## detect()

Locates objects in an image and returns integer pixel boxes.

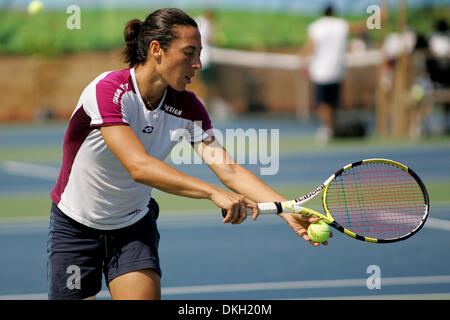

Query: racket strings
[325,163,426,239]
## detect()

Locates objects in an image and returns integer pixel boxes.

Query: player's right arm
[100,125,255,223]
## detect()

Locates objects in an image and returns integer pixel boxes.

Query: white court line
[301,292,450,300]
[1,275,450,300]
[424,217,450,232]
[2,161,58,180]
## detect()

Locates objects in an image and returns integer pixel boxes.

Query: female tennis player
[47,8,329,300]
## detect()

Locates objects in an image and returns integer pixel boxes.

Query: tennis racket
[222,158,429,243]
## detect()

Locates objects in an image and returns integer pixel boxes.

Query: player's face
[160,25,202,91]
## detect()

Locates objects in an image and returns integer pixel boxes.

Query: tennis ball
[410,84,424,102]
[28,1,43,15]
[307,221,330,243]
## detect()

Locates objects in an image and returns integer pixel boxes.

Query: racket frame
[254,158,430,243]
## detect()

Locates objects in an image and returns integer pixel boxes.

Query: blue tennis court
[1,119,449,300]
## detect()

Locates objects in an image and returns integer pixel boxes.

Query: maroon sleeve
[185,91,214,142]
[90,70,132,127]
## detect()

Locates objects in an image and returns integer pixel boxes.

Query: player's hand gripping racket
[222,159,429,243]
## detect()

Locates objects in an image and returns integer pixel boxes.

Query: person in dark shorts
[48,199,160,299]
[302,5,348,143]
[301,5,382,142]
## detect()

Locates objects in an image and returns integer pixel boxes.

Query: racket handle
[221,202,281,218]
[221,207,252,218]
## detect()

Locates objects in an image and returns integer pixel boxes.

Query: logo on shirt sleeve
[112,83,129,105]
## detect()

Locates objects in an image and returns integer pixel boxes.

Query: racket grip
[221,207,253,218]
[221,202,281,218]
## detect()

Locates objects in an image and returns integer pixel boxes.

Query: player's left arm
[193,138,326,245]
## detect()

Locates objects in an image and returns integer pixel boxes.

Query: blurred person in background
[429,19,450,62]
[428,19,450,133]
[408,18,450,136]
[195,9,230,120]
[196,9,215,97]
[301,4,386,143]
[301,5,352,144]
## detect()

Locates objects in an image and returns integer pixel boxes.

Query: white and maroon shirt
[51,68,213,230]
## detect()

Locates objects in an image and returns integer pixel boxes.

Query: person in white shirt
[302,5,349,143]
[302,5,372,143]
[196,9,222,114]
[48,8,329,301]
[428,19,450,132]
[430,19,450,60]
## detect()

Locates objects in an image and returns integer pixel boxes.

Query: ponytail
[122,19,143,67]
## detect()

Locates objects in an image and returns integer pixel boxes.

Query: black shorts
[47,199,161,300]
[315,82,341,107]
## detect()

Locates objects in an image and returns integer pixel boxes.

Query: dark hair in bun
[122,8,198,67]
